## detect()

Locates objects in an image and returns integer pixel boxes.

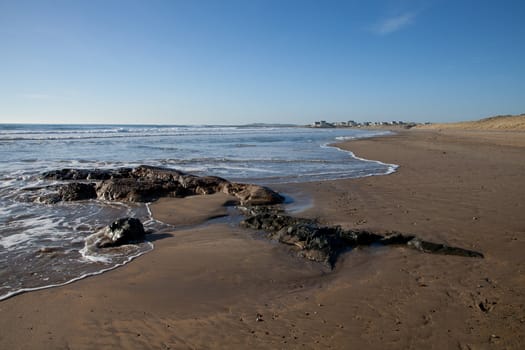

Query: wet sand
[1,129,525,349]
[149,193,238,227]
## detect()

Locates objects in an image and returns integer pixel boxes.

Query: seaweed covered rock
[240,210,348,265]
[240,207,484,267]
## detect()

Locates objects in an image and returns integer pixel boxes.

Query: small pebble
[490,334,500,342]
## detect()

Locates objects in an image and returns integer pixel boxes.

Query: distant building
[311,120,334,128]
[310,119,419,128]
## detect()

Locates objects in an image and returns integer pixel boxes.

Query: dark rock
[179,174,229,195]
[42,167,133,181]
[42,168,91,181]
[341,230,384,245]
[88,168,133,180]
[407,238,484,258]
[58,183,97,201]
[131,165,185,182]
[97,218,146,248]
[36,194,62,204]
[241,211,347,265]
[40,165,284,206]
[228,184,285,206]
[240,207,484,267]
[379,232,415,245]
[95,178,187,202]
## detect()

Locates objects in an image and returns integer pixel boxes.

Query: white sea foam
[0,232,33,249]
[79,231,111,263]
[325,131,399,180]
[0,241,153,302]
[342,148,399,176]
[0,215,65,249]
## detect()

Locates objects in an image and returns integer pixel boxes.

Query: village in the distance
[309,120,430,128]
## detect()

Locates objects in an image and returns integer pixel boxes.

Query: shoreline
[1,129,525,348]
[0,128,394,302]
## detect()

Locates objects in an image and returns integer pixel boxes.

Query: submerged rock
[97,218,146,248]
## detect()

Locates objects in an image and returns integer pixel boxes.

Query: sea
[0,124,397,300]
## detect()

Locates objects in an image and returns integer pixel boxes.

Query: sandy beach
[1,129,525,349]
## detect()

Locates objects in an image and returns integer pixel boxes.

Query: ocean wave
[0,125,293,141]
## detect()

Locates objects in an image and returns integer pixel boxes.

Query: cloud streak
[372,12,416,35]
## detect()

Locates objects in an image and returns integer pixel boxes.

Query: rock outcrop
[58,182,97,201]
[229,184,286,206]
[97,217,146,248]
[39,166,483,267]
[240,206,484,267]
[95,178,186,202]
[40,165,284,206]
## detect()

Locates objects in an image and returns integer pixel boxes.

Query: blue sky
[0,0,524,125]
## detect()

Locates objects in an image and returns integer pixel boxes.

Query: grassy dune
[420,114,525,130]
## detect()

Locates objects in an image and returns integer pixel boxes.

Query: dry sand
[1,129,525,349]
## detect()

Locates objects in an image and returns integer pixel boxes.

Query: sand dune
[419,113,525,130]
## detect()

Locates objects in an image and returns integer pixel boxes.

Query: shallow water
[0,124,396,300]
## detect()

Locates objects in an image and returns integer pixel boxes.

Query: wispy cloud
[372,12,417,35]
